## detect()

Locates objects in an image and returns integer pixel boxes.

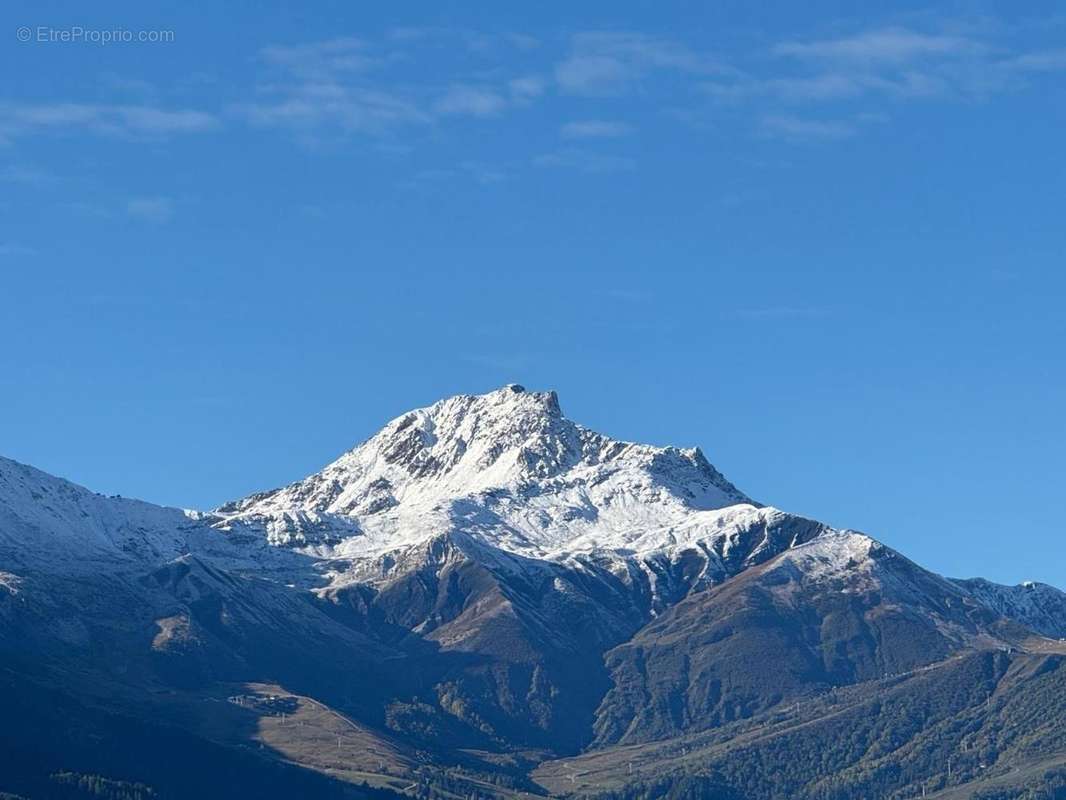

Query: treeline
[581,773,742,800]
[0,772,408,800]
[576,651,1066,800]
[45,772,155,800]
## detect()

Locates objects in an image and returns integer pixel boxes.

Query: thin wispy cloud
[3,16,1065,176]
[560,120,633,139]
[434,85,508,117]
[259,37,382,78]
[114,106,218,134]
[388,27,539,54]
[238,82,428,139]
[707,70,947,104]
[403,160,509,190]
[0,103,217,144]
[700,21,1066,140]
[509,75,546,102]
[533,148,636,174]
[100,73,159,98]
[763,73,870,102]
[1007,48,1066,71]
[760,114,856,141]
[556,31,728,96]
[237,37,427,141]
[0,164,55,185]
[773,28,986,64]
[126,196,174,223]
[556,55,628,96]
[239,34,545,141]
[547,23,1057,146]
[773,24,1066,98]
[459,160,508,184]
[0,243,37,257]
[762,27,987,104]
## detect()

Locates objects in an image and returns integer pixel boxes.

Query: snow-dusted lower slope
[0,456,200,572]
[954,577,1066,639]
[0,456,315,587]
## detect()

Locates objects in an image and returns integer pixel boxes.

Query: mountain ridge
[2,385,1064,799]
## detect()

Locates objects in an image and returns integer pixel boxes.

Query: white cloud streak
[760,114,856,141]
[0,103,217,144]
[556,31,730,96]
[773,28,986,64]
[560,120,633,139]
[434,85,508,117]
[533,148,636,173]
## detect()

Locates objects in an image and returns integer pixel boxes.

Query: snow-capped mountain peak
[213,385,756,564]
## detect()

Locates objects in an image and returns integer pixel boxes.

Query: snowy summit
[211,385,802,578]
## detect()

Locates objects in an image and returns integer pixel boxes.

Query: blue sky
[2,1,1065,587]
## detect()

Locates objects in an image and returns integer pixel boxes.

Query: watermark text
[17,26,175,44]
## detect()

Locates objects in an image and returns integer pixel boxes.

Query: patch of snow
[773,531,879,589]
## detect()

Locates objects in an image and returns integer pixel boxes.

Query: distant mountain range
[2,385,1064,799]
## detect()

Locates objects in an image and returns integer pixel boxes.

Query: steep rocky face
[332,533,646,751]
